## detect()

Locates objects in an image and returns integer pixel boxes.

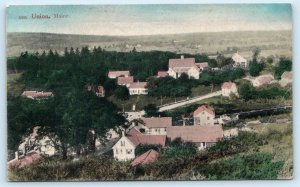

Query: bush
[135,144,161,156]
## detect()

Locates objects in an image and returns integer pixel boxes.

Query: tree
[144,104,159,117]
[114,85,130,100]
[249,60,264,77]
[238,82,254,101]
[135,144,161,156]
[163,138,198,157]
[274,58,292,80]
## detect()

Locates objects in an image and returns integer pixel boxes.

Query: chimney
[121,130,125,137]
[181,55,184,60]
[15,151,19,160]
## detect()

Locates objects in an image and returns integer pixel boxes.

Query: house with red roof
[193,105,215,126]
[252,74,274,87]
[108,71,130,79]
[128,82,148,95]
[168,55,200,79]
[117,76,134,87]
[157,71,169,78]
[133,117,172,135]
[167,125,223,150]
[279,71,292,87]
[21,91,53,100]
[112,127,166,161]
[130,149,159,167]
[221,82,238,97]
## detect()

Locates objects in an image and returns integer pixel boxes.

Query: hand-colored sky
[7,4,292,36]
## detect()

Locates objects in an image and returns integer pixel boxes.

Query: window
[116,149,118,154]
[207,117,210,120]
[126,149,132,154]
[120,149,123,153]
[121,141,125,146]
[203,142,206,147]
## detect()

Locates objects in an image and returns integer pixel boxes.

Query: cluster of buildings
[112,105,223,163]
[21,91,53,100]
[108,70,148,95]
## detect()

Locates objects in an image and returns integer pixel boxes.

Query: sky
[6,4,292,36]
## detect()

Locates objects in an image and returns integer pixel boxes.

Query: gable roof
[108,71,130,77]
[141,117,172,128]
[281,71,292,80]
[222,82,237,89]
[232,53,247,63]
[7,151,41,169]
[130,149,159,167]
[193,105,215,116]
[21,91,53,99]
[169,57,199,71]
[129,82,147,89]
[126,128,166,147]
[157,71,168,77]
[117,76,134,85]
[195,62,209,69]
[167,125,223,143]
[254,74,274,85]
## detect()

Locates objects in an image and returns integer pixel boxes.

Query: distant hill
[7,30,292,58]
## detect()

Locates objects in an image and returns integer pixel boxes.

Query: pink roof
[167,125,223,143]
[193,105,215,116]
[21,91,53,99]
[8,151,41,169]
[169,57,199,71]
[117,76,134,85]
[126,128,166,147]
[141,117,172,128]
[255,74,274,85]
[157,71,168,77]
[281,71,292,80]
[129,82,147,89]
[108,71,130,77]
[130,149,159,167]
[222,82,236,89]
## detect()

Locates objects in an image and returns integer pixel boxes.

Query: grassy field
[246,122,293,179]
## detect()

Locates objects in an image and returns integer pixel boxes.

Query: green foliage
[143,104,159,117]
[163,138,198,158]
[199,68,245,86]
[238,82,291,101]
[114,85,130,100]
[135,144,161,156]
[274,58,292,80]
[8,155,134,181]
[198,153,284,180]
[249,60,264,77]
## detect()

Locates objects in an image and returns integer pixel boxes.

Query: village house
[112,127,166,161]
[252,74,274,87]
[21,91,53,100]
[279,71,292,87]
[133,117,172,135]
[167,125,223,150]
[128,82,148,95]
[232,52,248,68]
[195,62,209,72]
[85,85,105,97]
[168,55,200,79]
[157,71,169,78]
[193,105,215,126]
[221,82,238,97]
[130,149,159,167]
[108,70,130,79]
[117,76,134,87]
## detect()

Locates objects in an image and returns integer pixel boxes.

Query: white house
[279,71,292,87]
[112,127,166,161]
[108,71,130,79]
[168,55,200,79]
[193,105,215,126]
[232,53,248,68]
[221,82,238,97]
[167,125,223,150]
[117,76,134,87]
[133,117,172,135]
[128,82,148,95]
[252,74,274,87]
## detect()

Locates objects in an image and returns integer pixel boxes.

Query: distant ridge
[7,30,292,58]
